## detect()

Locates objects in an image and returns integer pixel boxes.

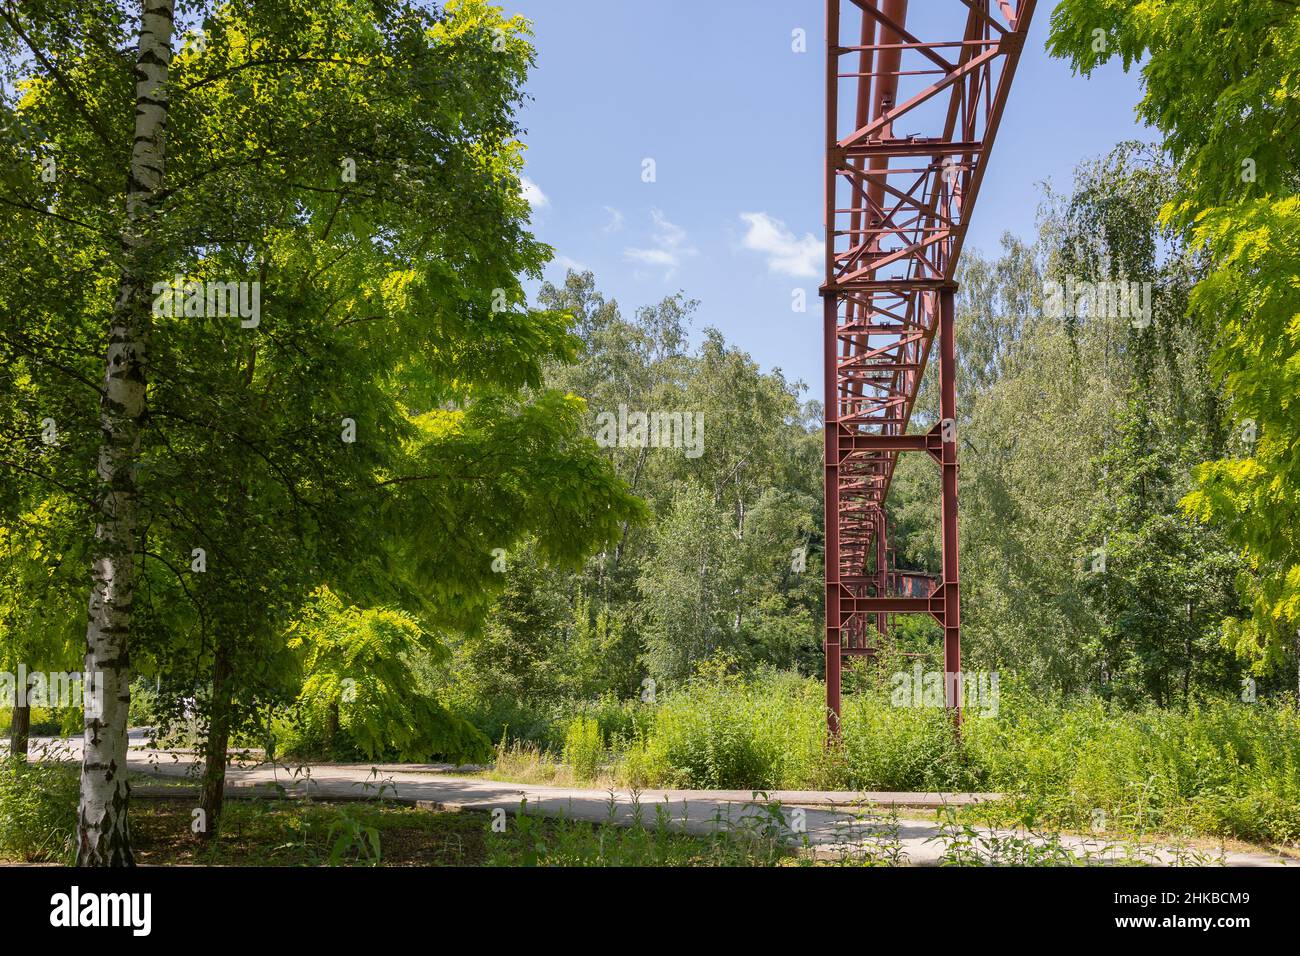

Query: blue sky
[506,0,1154,392]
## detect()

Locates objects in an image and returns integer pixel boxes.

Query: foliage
[638,483,742,681]
[127,797,482,866]
[1081,401,1244,705]
[324,807,383,867]
[0,497,83,680]
[285,586,490,763]
[1050,0,1300,676]
[1181,197,1300,673]
[618,660,824,790]
[560,716,603,781]
[0,0,641,842]
[0,495,86,754]
[483,798,799,868]
[0,0,1295,868]
[472,271,823,702]
[0,757,78,863]
[882,143,1251,698]
[122,794,801,867]
[494,670,1300,847]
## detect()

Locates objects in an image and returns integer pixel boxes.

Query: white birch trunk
[77,0,175,867]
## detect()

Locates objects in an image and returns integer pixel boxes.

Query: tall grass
[964,691,1300,843]
[618,668,824,789]
[0,758,78,863]
[561,717,604,780]
[480,667,1300,846]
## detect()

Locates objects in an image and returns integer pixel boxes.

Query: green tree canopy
[1050,0,1300,676]
[0,0,641,858]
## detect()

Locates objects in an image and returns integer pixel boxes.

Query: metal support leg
[824,292,842,736]
[938,286,962,724]
[875,508,888,645]
[821,0,1035,739]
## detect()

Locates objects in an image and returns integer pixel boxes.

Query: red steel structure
[821,0,1036,732]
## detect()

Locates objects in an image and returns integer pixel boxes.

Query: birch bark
[77,0,175,867]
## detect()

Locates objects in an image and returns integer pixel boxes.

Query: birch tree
[73,0,175,870]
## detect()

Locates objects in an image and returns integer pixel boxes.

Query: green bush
[441,690,561,752]
[0,706,76,738]
[449,662,1300,846]
[617,665,823,789]
[561,717,604,781]
[838,693,977,792]
[282,588,492,764]
[561,694,654,754]
[0,758,78,863]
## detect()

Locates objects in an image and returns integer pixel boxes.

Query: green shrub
[283,588,492,764]
[561,717,604,781]
[617,666,822,789]
[561,694,654,754]
[453,664,1300,847]
[963,684,1300,843]
[0,707,76,738]
[838,693,976,792]
[443,693,561,752]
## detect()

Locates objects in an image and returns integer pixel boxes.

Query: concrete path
[21,735,1295,867]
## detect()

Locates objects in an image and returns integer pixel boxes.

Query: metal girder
[822,0,1036,734]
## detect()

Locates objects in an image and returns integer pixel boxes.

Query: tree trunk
[8,670,36,759]
[77,0,175,867]
[9,701,31,761]
[202,453,256,832]
[611,445,648,574]
[199,643,234,840]
[1294,629,1300,709]
[325,700,340,754]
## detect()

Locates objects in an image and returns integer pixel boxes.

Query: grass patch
[122,796,805,867]
[474,667,1300,849]
[484,740,591,787]
[128,798,486,866]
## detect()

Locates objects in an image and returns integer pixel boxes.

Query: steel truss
[822,0,1036,732]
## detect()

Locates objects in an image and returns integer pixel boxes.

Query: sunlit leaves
[0,0,640,768]
[1051,0,1300,669]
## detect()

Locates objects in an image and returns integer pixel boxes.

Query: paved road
[22,735,1295,867]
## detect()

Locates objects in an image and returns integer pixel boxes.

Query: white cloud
[739,211,821,279]
[603,206,625,233]
[520,176,549,209]
[624,209,697,279]
[553,254,587,273]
